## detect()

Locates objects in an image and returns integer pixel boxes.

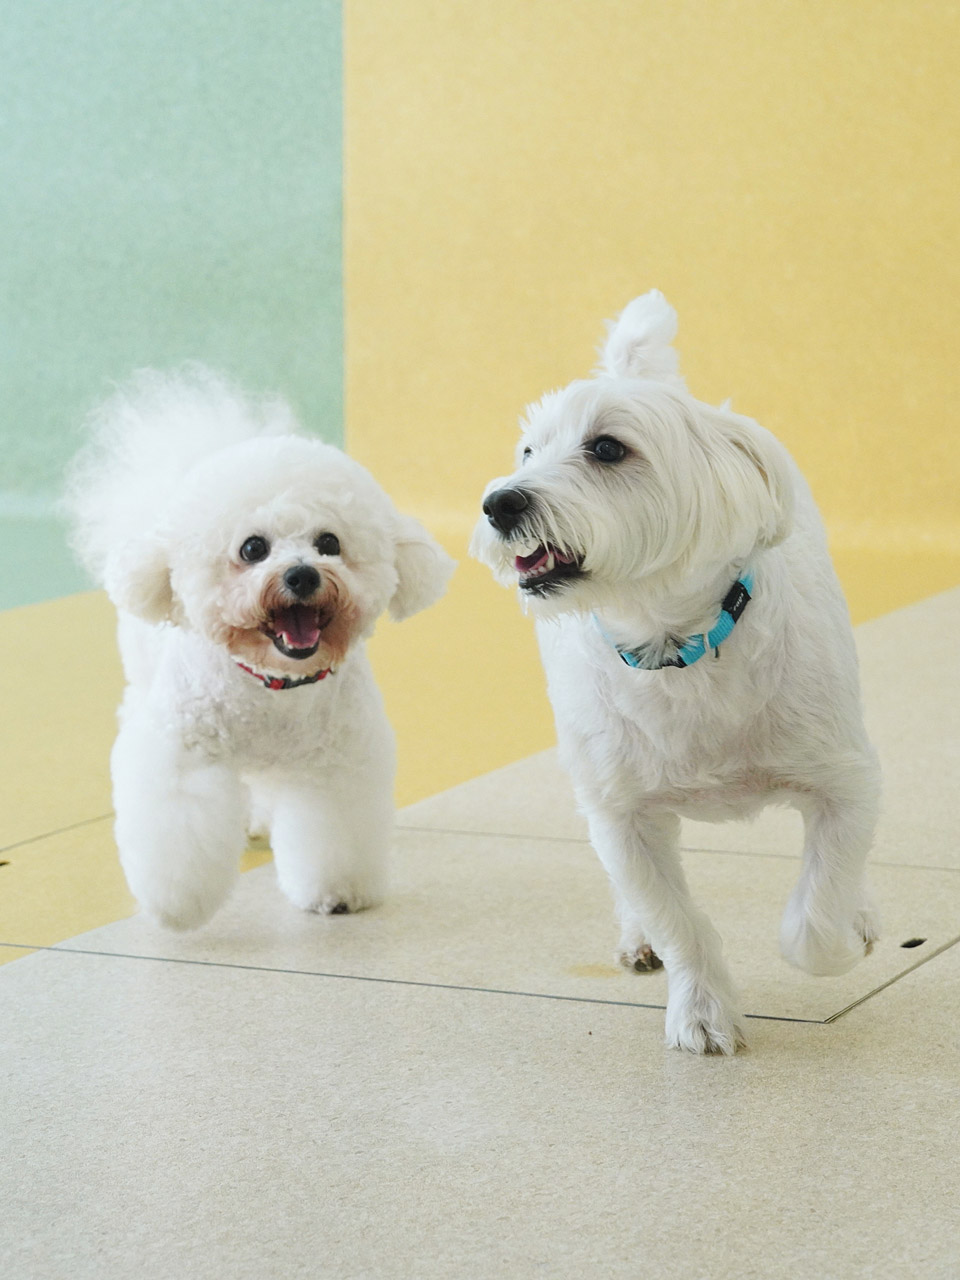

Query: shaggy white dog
[472,292,880,1054]
[66,368,454,930]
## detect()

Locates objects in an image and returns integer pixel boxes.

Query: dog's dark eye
[239,535,269,563]
[522,446,533,462]
[314,532,341,557]
[589,436,626,464]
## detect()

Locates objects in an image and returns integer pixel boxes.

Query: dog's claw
[618,944,664,973]
[290,888,381,916]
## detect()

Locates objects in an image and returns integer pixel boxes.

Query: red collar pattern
[235,661,333,691]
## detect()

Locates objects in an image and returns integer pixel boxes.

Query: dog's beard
[471,517,591,618]
[471,498,589,597]
[474,514,700,626]
[472,470,703,619]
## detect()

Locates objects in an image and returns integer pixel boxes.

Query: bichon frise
[66,367,454,930]
[472,292,879,1054]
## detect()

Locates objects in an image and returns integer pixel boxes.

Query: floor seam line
[822,933,960,1024]
[397,825,591,847]
[7,817,957,879]
[396,826,960,873]
[0,942,825,1023]
[0,812,113,855]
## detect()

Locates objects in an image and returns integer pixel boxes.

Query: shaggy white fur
[472,291,880,1055]
[66,367,454,929]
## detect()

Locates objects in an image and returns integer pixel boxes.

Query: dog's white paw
[279,879,382,917]
[664,988,746,1056]
[780,896,880,977]
[141,889,223,932]
[124,858,234,931]
[618,942,664,972]
[309,891,379,916]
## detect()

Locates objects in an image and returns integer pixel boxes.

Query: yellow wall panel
[346,0,960,801]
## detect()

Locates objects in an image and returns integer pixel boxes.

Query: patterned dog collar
[235,661,334,691]
[595,573,754,671]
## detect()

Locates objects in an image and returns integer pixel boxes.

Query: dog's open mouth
[515,544,584,595]
[260,603,332,660]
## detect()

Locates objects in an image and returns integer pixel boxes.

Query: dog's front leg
[586,806,745,1054]
[780,765,880,977]
[111,712,247,930]
[269,769,393,916]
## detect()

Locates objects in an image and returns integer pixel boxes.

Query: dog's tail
[64,365,297,585]
[597,290,684,385]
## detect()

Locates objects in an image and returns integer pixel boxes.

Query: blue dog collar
[595,573,754,671]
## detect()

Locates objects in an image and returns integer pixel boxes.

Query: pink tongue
[274,605,321,649]
[516,546,549,573]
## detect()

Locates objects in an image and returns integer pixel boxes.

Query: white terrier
[472,292,879,1054]
[66,368,454,930]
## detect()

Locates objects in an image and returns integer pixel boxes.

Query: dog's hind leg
[780,760,881,976]
[586,806,745,1054]
[111,713,247,930]
[615,902,664,972]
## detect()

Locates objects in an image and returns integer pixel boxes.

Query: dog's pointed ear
[714,411,794,550]
[103,532,178,623]
[598,290,684,384]
[390,514,456,621]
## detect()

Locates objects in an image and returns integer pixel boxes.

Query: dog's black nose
[483,487,531,535]
[283,564,321,598]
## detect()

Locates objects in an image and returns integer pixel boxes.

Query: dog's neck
[592,561,755,670]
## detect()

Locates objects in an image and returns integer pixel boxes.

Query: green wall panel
[0,0,342,609]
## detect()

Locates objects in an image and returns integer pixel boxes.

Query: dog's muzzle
[482,486,533,537]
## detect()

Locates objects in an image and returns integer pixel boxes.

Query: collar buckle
[595,572,754,672]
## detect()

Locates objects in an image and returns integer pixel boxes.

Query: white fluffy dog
[472,292,880,1055]
[66,368,454,930]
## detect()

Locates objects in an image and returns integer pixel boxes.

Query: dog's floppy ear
[102,532,178,623]
[389,514,456,621]
[598,290,684,385]
[712,410,794,550]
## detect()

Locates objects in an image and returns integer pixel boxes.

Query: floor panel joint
[822,932,960,1023]
[0,942,826,1024]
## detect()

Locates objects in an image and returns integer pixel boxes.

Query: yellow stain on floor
[566,962,623,981]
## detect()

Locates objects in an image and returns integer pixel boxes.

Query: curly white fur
[65,367,454,929]
[472,292,880,1055]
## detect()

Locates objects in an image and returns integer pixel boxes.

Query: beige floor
[3,588,960,1278]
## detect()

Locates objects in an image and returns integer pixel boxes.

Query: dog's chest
[159,653,351,770]
[542,620,779,807]
[174,685,336,768]
[608,690,761,799]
